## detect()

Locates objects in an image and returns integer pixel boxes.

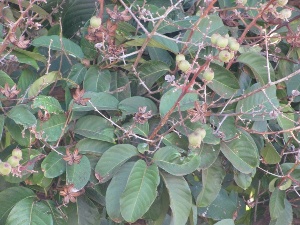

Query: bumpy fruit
[90,16,102,28]
[219,50,231,63]
[178,60,191,73]
[188,128,206,149]
[203,68,214,81]
[0,162,12,175]
[176,54,186,63]
[216,36,229,48]
[7,156,20,167]
[276,0,288,7]
[12,148,22,159]
[279,9,292,20]
[211,33,221,45]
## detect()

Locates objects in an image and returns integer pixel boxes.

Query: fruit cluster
[0,148,22,176]
[211,33,240,63]
[176,54,191,73]
[261,0,292,21]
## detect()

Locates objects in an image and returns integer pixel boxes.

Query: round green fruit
[236,0,247,5]
[276,0,288,7]
[229,40,240,51]
[178,60,191,73]
[219,50,231,63]
[216,36,229,48]
[188,128,206,149]
[176,54,186,63]
[7,156,20,167]
[211,33,221,45]
[279,9,292,20]
[12,148,22,159]
[90,16,102,29]
[203,68,214,81]
[0,162,12,175]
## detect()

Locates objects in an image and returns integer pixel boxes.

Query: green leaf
[270,199,293,225]
[32,170,53,188]
[10,51,39,70]
[210,116,238,141]
[71,92,119,111]
[28,71,61,97]
[44,200,67,225]
[41,152,66,178]
[32,95,64,114]
[6,118,31,146]
[106,162,135,223]
[269,188,285,220]
[161,172,192,225]
[220,129,259,173]
[13,48,47,64]
[119,96,158,115]
[76,138,113,156]
[214,219,235,225]
[17,69,37,97]
[36,114,67,142]
[7,105,36,128]
[6,197,53,225]
[197,158,225,207]
[182,15,227,53]
[234,171,253,190]
[198,144,220,169]
[120,160,160,223]
[66,155,91,190]
[67,63,87,87]
[64,195,101,225]
[261,142,281,164]
[74,115,115,143]
[0,70,15,88]
[137,60,169,95]
[153,146,201,176]
[0,187,35,224]
[124,120,149,137]
[83,67,111,92]
[277,105,295,142]
[155,17,199,34]
[160,88,198,117]
[236,84,279,121]
[149,187,170,225]
[148,47,173,66]
[32,35,84,59]
[94,144,139,183]
[237,52,275,85]
[199,61,239,99]
[109,71,131,101]
[162,132,189,150]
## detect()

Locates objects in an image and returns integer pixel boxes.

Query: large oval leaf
[120,160,160,223]
[220,130,259,174]
[119,96,158,115]
[0,187,35,224]
[6,198,53,225]
[237,52,275,85]
[74,115,115,143]
[269,188,286,220]
[160,88,198,117]
[196,158,225,207]
[106,162,135,223]
[161,172,192,225]
[153,146,201,176]
[32,95,63,114]
[66,155,91,190]
[94,144,139,183]
[197,144,220,169]
[83,67,111,92]
[76,138,113,156]
[41,152,66,178]
[32,35,84,59]
[7,105,36,128]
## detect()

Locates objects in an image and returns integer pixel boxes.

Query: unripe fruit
[236,0,247,5]
[276,0,288,7]
[279,9,292,20]
[229,40,240,51]
[90,16,102,29]
[203,68,214,81]
[7,156,20,167]
[188,128,206,149]
[211,33,221,45]
[176,54,186,63]
[0,162,12,175]
[216,36,229,48]
[219,50,231,63]
[178,60,191,73]
[12,148,22,159]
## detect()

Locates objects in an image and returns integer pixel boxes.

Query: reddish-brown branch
[98,0,104,19]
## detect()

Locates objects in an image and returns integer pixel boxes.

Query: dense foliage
[0,0,300,224]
